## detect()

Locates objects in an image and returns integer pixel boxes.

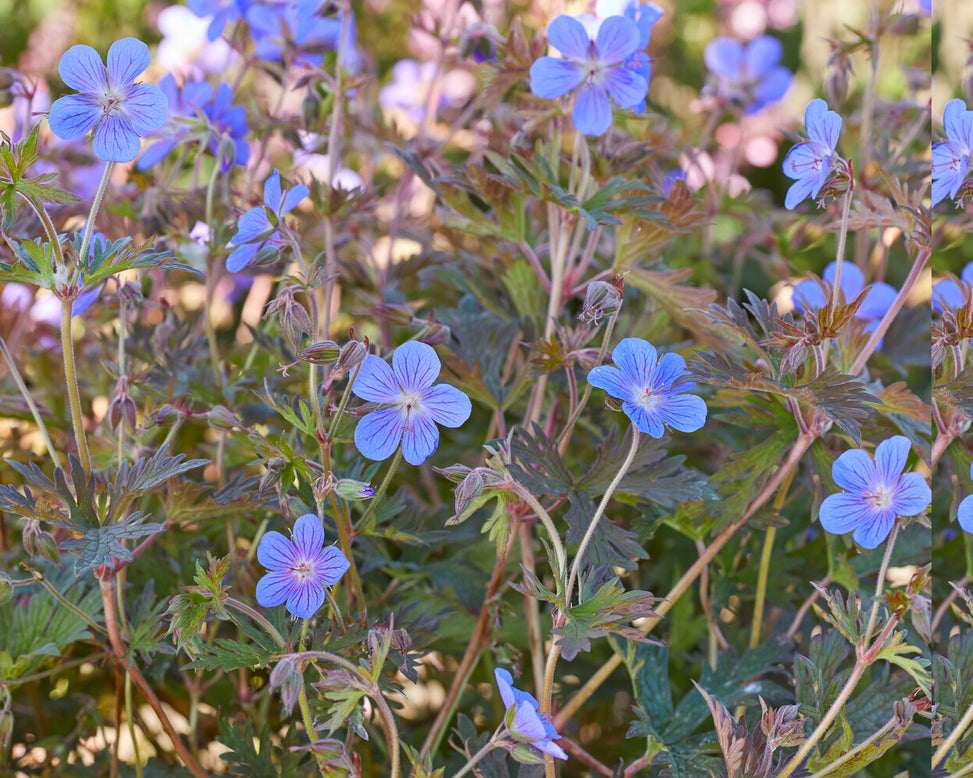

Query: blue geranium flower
[48,38,168,163]
[703,35,792,114]
[226,169,308,273]
[586,338,706,437]
[782,98,841,210]
[248,0,360,71]
[933,262,973,312]
[255,514,350,619]
[818,436,931,549]
[187,0,251,41]
[932,98,973,207]
[529,14,648,136]
[593,0,663,113]
[792,261,897,347]
[351,341,472,466]
[494,669,568,761]
[959,464,973,533]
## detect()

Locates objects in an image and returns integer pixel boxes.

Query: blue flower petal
[423,384,472,427]
[652,352,688,390]
[944,98,973,150]
[232,208,274,244]
[622,400,664,437]
[818,492,875,536]
[573,82,612,135]
[784,174,817,210]
[958,495,973,533]
[280,184,309,215]
[353,354,403,403]
[293,514,325,559]
[263,169,283,212]
[106,38,150,89]
[874,436,910,482]
[656,393,706,433]
[893,472,931,517]
[610,338,657,388]
[93,113,141,162]
[392,341,441,392]
[781,142,819,182]
[401,412,439,465]
[586,365,634,401]
[123,83,169,135]
[852,510,895,549]
[751,66,791,109]
[512,701,548,741]
[258,530,297,570]
[823,261,864,298]
[855,281,895,320]
[533,738,568,759]
[48,94,101,140]
[316,546,351,586]
[256,570,297,607]
[792,279,826,313]
[831,449,874,493]
[287,579,325,618]
[704,38,743,78]
[933,279,964,312]
[546,15,591,61]
[594,15,640,64]
[354,407,405,461]
[226,242,260,273]
[529,57,585,99]
[136,138,180,170]
[602,67,647,109]
[495,668,517,708]
[805,99,841,150]
[59,44,108,93]
[743,36,782,79]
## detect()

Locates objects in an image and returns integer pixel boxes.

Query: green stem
[507,485,566,582]
[565,427,639,605]
[829,182,853,311]
[354,448,402,531]
[804,710,900,778]
[117,298,127,466]
[453,733,500,778]
[204,155,225,390]
[61,298,90,474]
[326,360,363,441]
[863,520,899,646]
[78,161,114,269]
[225,597,287,649]
[0,338,60,468]
[749,468,796,649]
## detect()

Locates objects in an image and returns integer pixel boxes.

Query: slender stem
[327,360,362,440]
[77,161,114,270]
[863,520,899,646]
[750,468,796,648]
[849,247,929,375]
[565,428,640,605]
[61,298,90,474]
[225,597,287,649]
[354,448,402,531]
[116,298,127,467]
[0,338,60,468]
[932,699,973,769]
[520,521,545,700]
[371,688,401,778]
[453,739,498,778]
[507,484,566,581]
[949,762,973,778]
[804,707,900,778]
[932,577,969,635]
[829,173,854,311]
[555,429,815,729]
[786,576,831,639]
[17,193,65,268]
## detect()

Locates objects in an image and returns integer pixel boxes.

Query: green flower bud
[336,479,374,501]
[300,340,341,364]
[0,574,12,607]
[208,405,242,430]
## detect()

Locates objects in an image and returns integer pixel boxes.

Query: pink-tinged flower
[495,669,568,760]
[48,38,168,163]
[819,436,931,549]
[781,98,841,210]
[255,514,350,619]
[352,341,472,466]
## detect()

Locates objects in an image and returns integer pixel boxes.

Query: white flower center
[636,387,659,411]
[98,85,126,115]
[398,389,425,430]
[867,485,894,511]
[292,559,314,584]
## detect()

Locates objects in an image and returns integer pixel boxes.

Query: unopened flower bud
[35,531,60,563]
[336,339,368,372]
[435,464,471,483]
[151,403,180,428]
[266,287,312,349]
[455,471,485,517]
[208,405,242,430]
[270,656,304,711]
[374,303,415,327]
[336,479,374,501]
[312,474,337,504]
[300,340,340,364]
[580,278,623,324]
[108,376,137,432]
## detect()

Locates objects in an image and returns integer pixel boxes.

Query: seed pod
[208,405,242,430]
[301,340,340,364]
[336,339,368,372]
[580,279,623,323]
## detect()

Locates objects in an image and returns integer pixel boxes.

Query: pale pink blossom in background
[156,5,237,76]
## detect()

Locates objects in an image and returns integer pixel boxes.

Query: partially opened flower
[959,464,973,533]
[495,669,568,760]
[48,38,168,163]
[818,436,931,549]
[352,341,472,466]
[932,98,973,207]
[703,35,792,114]
[529,14,648,136]
[782,98,841,210]
[586,338,706,437]
[226,169,308,272]
[255,514,350,619]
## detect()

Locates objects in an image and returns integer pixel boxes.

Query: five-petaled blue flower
[494,669,568,761]
[586,338,706,437]
[782,98,841,210]
[818,436,931,549]
[932,98,973,207]
[255,514,351,619]
[529,14,648,136]
[226,169,309,273]
[958,464,973,533]
[592,0,663,113]
[933,262,973,312]
[352,341,472,466]
[48,38,168,163]
[792,261,897,347]
[703,35,792,114]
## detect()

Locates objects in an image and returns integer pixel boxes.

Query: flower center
[398,389,425,429]
[98,86,126,115]
[292,559,314,584]
[636,387,660,410]
[866,485,894,511]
